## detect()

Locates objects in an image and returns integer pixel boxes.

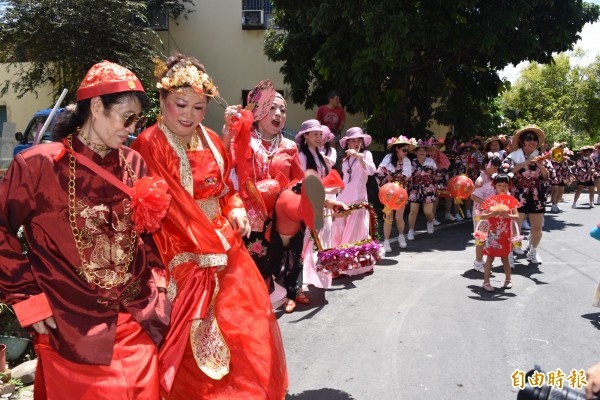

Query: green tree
[0,0,192,106]
[264,0,599,141]
[500,52,600,148]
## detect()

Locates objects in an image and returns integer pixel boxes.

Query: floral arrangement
[314,202,383,273]
[316,239,384,273]
[130,176,172,233]
[386,135,417,150]
[473,230,488,243]
[154,59,219,97]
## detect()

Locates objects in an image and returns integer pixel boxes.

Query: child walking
[481,173,520,292]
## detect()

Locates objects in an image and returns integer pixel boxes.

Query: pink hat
[321,125,334,142]
[77,60,145,101]
[295,119,324,144]
[339,127,372,148]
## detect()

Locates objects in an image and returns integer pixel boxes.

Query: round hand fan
[481,194,520,212]
[246,79,276,122]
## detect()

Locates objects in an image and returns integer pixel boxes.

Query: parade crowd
[0,52,599,399]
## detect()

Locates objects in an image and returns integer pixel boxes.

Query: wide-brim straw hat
[387,135,417,151]
[412,139,432,152]
[340,127,372,148]
[483,136,505,152]
[578,145,595,152]
[295,119,324,144]
[511,125,545,151]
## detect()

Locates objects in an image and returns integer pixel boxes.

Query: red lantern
[447,175,475,200]
[378,182,408,210]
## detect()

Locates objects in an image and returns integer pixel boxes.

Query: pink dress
[331,151,377,276]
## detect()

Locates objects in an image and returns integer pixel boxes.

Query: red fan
[246,79,276,121]
[481,194,520,212]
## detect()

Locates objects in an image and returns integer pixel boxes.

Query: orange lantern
[378,182,408,211]
[447,175,475,202]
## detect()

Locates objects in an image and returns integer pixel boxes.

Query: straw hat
[578,145,595,152]
[386,135,417,151]
[412,139,432,152]
[511,125,545,151]
[483,136,505,152]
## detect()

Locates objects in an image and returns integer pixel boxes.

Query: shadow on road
[581,312,600,331]
[286,388,356,399]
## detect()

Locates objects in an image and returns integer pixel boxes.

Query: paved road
[278,192,600,400]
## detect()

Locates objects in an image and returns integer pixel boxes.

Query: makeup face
[415,147,427,159]
[89,96,142,149]
[488,140,501,152]
[521,132,539,153]
[494,182,510,194]
[160,88,207,137]
[257,96,287,136]
[303,130,323,149]
[347,137,363,150]
[395,145,408,159]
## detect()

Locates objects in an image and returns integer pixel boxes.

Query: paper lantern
[448,175,475,200]
[378,182,408,210]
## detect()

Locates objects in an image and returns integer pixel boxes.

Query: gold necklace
[67,134,137,290]
[76,127,111,153]
[172,131,199,150]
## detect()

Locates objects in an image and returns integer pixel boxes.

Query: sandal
[284,300,296,313]
[503,280,513,289]
[295,292,311,304]
[482,282,495,292]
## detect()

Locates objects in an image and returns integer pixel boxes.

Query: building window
[132,2,169,31]
[242,0,276,30]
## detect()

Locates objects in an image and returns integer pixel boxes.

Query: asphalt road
[278,192,600,400]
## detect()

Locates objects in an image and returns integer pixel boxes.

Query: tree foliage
[500,51,600,149]
[264,0,599,141]
[0,0,193,106]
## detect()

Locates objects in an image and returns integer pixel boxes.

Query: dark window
[242,0,275,30]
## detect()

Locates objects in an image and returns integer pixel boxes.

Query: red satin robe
[132,123,288,399]
[0,137,170,399]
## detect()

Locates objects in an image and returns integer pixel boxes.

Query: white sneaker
[383,240,392,253]
[454,213,464,222]
[472,260,484,272]
[432,218,441,226]
[522,220,531,230]
[445,213,456,221]
[596,196,600,205]
[509,252,515,269]
[527,248,542,264]
[427,221,435,234]
[550,204,560,213]
[466,209,472,219]
[591,203,596,209]
[572,202,577,209]
[398,234,407,248]
[513,244,525,255]
[407,230,415,240]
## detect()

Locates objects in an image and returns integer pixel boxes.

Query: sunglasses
[523,134,538,142]
[113,109,147,130]
[396,147,408,153]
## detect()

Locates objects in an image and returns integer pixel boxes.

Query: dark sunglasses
[113,109,147,130]
[523,134,538,142]
[396,147,408,153]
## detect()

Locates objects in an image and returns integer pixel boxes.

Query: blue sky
[500,0,600,82]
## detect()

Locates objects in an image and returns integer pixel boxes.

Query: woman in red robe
[0,61,170,399]
[131,53,288,399]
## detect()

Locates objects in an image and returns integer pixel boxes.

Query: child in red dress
[481,173,520,292]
